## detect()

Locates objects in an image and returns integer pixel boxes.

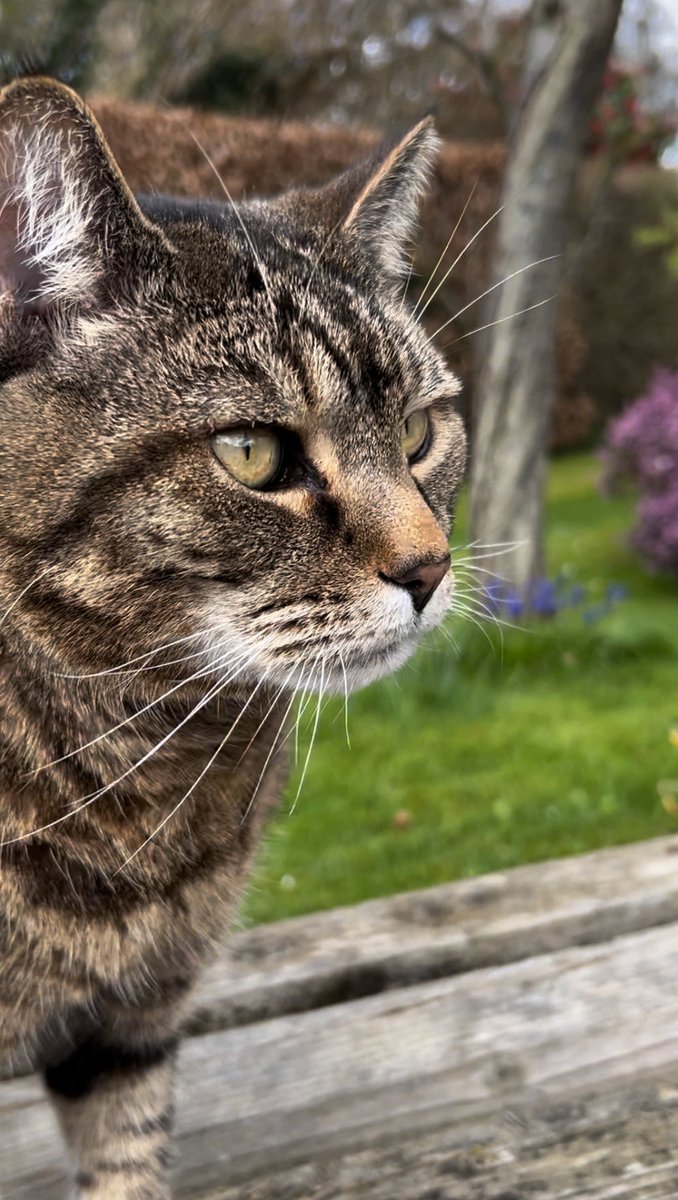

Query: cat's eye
[401,409,430,462]
[212,427,283,489]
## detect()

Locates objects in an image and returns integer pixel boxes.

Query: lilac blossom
[601,369,678,575]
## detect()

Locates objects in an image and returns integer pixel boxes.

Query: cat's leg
[43,978,194,1200]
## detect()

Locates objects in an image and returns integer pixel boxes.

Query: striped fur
[0,77,466,1196]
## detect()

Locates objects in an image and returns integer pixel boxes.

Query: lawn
[243,452,678,926]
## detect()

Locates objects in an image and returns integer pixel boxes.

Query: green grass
[243,453,678,926]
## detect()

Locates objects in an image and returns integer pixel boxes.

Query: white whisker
[412,179,478,318]
[451,596,526,636]
[443,292,559,347]
[113,673,270,875]
[29,642,257,777]
[293,650,322,765]
[302,219,344,306]
[450,600,500,653]
[187,130,275,314]
[453,545,524,563]
[414,197,507,320]
[430,255,561,340]
[55,625,229,680]
[240,665,303,826]
[289,656,325,815]
[452,562,514,581]
[235,668,297,770]
[0,566,54,631]
[455,538,526,552]
[400,250,417,302]
[338,649,351,750]
[1,670,232,847]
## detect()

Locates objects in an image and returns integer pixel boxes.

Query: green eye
[212,427,282,489]
[401,409,430,462]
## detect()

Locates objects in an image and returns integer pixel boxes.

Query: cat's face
[0,77,466,696]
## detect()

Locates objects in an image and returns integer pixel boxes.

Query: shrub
[601,369,678,574]
[586,64,677,167]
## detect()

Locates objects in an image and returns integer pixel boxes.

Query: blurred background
[4,0,678,923]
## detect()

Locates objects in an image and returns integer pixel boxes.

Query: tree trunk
[469,0,623,592]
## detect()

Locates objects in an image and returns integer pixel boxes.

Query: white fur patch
[1,119,100,304]
[72,312,121,348]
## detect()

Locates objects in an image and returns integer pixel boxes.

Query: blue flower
[483,580,504,613]
[582,605,604,624]
[605,583,629,603]
[503,589,524,618]
[530,579,558,617]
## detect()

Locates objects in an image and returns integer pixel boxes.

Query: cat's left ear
[279,118,438,288]
[339,118,438,283]
[0,75,167,316]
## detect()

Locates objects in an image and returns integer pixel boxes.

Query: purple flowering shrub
[600,369,678,574]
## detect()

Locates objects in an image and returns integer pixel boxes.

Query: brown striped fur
[0,75,466,1197]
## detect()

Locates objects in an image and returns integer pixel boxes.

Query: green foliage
[571,165,678,426]
[636,205,678,278]
[243,453,678,925]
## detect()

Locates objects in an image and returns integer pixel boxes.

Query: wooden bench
[4,835,678,1198]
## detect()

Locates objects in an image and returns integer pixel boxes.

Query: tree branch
[435,24,509,128]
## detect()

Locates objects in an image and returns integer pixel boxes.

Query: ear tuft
[0,76,156,315]
[1,102,99,305]
[341,118,439,283]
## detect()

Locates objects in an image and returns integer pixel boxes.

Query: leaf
[658,779,678,815]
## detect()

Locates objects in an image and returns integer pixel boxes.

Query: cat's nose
[380,555,450,614]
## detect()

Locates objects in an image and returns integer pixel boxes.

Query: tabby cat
[0,74,466,1197]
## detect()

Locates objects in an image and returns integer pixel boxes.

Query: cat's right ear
[0,75,169,318]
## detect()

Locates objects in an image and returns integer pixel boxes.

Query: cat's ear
[280,118,438,286]
[338,118,438,281]
[0,75,166,316]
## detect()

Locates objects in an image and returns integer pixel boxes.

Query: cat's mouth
[200,570,452,695]
[262,620,429,695]
[251,634,417,696]
[311,574,453,691]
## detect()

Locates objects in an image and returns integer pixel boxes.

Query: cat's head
[0,76,466,696]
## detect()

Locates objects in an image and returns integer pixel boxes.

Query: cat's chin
[338,637,420,692]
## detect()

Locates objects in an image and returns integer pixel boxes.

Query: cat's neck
[0,629,286,850]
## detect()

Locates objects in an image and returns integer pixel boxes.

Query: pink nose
[380,555,450,613]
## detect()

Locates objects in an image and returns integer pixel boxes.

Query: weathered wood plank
[192,836,678,1032]
[5,837,678,1077]
[4,921,678,1199]
[201,1074,678,1199]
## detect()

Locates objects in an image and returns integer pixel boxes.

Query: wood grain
[191,836,678,1032]
[4,918,678,1198]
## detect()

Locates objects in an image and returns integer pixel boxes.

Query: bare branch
[435,23,510,128]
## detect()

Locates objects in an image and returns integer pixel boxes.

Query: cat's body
[0,75,465,1197]
[1,668,285,1056]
